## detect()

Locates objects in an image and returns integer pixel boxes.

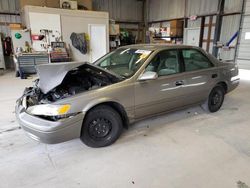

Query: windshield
[95,48,153,78]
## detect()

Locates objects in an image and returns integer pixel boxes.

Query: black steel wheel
[81,105,123,147]
[15,71,20,77]
[88,117,112,140]
[202,85,225,113]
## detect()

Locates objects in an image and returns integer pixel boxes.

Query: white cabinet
[0,39,5,69]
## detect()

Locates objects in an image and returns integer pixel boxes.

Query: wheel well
[86,102,129,129]
[217,81,228,93]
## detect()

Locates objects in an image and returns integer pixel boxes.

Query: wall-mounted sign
[189,15,197,21]
[189,15,198,21]
[245,32,250,40]
[15,33,22,39]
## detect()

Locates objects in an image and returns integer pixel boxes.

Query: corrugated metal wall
[0,0,21,37]
[93,0,143,22]
[0,15,21,36]
[148,0,184,22]
[185,0,243,61]
[224,0,244,13]
[185,0,218,17]
[0,0,246,63]
[237,0,250,69]
[214,0,243,61]
[219,15,241,60]
[0,0,19,12]
[148,0,219,22]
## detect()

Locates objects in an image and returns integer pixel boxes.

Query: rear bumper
[228,78,240,93]
[15,101,85,144]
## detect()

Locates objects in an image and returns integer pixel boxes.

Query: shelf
[153,36,183,39]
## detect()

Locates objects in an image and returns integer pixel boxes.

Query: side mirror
[138,71,158,81]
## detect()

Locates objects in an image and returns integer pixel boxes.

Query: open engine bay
[22,64,121,108]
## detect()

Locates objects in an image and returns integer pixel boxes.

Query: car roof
[120,44,200,51]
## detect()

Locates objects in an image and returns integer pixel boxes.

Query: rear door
[180,49,219,104]
[134,49,187,118]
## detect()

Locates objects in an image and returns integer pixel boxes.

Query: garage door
[237,0,250,70]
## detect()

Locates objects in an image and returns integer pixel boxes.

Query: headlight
[27,104,71,116]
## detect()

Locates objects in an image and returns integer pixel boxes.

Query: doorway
[184,27,201,47]
[89,24,108,63]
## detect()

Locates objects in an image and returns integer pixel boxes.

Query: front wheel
[81,105,123,148]
[202,85,225,113]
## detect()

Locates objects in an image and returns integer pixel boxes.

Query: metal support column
[212,0,225,57]
[143,0,149,43]
[234,0,246,62]
[199,17,205,48]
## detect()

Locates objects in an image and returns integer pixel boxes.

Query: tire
[15,71,20,77]
[202,85,225,113]
[80,105,123,148]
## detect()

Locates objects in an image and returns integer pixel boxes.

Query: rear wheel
[81,105,123,148]
[15,71,20,77]
[202,85,225,113]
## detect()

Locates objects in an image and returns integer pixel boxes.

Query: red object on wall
[31,35,45,40]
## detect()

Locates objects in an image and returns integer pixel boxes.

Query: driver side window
[145,50,180,76]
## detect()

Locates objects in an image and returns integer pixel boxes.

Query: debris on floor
[0,126,21,134]
[237,181,249,188]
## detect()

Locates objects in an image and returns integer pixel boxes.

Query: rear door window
[182,49,213,72]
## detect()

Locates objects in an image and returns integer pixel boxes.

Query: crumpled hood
[37,62,85,94]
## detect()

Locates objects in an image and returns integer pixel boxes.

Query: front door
[134,50,187,118]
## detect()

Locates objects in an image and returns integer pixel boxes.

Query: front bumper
[15,99,85,144]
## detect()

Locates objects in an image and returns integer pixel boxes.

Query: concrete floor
[0,70,250,188]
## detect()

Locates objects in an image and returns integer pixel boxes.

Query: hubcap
[211,91,222,106]
[89,118,112,139]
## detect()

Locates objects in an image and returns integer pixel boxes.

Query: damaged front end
[20,62,121,121]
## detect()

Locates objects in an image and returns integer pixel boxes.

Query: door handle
[212,74,218,78]
[175,80,184,86]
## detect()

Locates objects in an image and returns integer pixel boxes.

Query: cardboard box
[170,20,183,29]
[170,28,183,37]
[46,0,60,8]
[109,24,120,35]
[20,0,46,9]
[9,23,23,30]
[20,0,60,9]
[77,0,92,10]
[20,0,92,10]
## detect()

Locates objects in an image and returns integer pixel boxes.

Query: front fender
[81,97,121,112]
